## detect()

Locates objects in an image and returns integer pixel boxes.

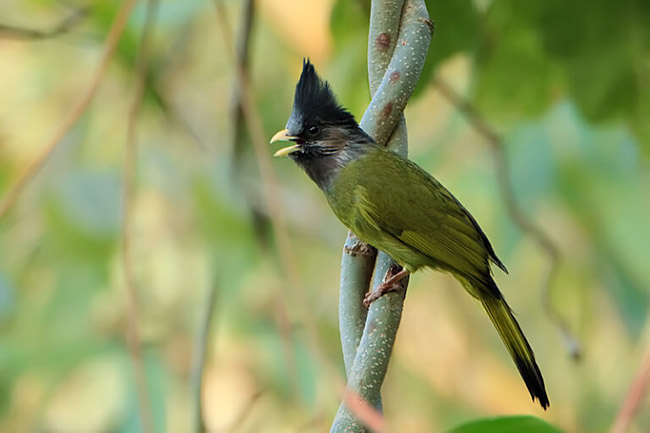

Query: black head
[287,59,357,135]
[271,59,374,190]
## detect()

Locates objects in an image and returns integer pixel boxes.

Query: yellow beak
[270,129,301,157]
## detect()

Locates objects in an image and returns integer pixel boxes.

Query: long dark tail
[479,286,550,410]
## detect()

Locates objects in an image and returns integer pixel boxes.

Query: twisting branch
[121,1,159,433]
[610,342,650,433]
[338,0,406,377]
[0,0,138,220]
[332,0,432,431]
[0,5,88,40]
[432,76,581,359]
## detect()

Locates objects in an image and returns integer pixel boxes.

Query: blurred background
[1,0,649,432]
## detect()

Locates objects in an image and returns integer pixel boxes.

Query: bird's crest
[291,59,356,127]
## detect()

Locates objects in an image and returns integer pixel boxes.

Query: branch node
[344,241,377,257]
[376,32,391,49]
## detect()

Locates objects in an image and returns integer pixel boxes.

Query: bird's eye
[307,126,319,135]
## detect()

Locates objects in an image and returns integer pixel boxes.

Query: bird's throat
[292,143,369,192]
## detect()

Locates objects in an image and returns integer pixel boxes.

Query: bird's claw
[363,281,402,308]
[363,263,408,308]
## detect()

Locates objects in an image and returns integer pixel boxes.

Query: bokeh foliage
[0,0,649,432]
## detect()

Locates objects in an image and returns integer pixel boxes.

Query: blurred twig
[0,5,88,40]
[212,0,304,399]
[229,0,254,163]
[227,0,271,249]
[211,4,298,283]
[610,343,650,433]
[432,75,581,359]
[341,388,390,433]
[191,284,219,433]
[150,21,209,152]
[121,1,159,433]
[0,0,138,220]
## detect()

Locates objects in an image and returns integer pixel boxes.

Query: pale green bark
[332,0,433,431]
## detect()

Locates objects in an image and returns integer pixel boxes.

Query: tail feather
[479,287,550,410]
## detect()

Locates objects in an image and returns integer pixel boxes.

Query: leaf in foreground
[448,415,564,433]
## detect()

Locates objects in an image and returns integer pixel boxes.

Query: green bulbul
[271,60,549,409]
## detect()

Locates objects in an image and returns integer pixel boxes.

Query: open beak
[270,129,300,157]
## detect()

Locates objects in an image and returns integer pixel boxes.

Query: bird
[270,59,549,410]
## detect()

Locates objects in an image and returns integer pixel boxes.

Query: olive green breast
[324,149,434,272]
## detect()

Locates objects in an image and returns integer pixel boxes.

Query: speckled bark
[360,0,432,148]
[339,232,377,373]
[332,0,432,432]
[338,0,406,379]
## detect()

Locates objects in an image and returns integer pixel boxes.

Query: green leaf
[474,0,650,150]
[448,416,564,433]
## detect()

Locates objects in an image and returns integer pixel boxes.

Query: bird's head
[270,59,374,189]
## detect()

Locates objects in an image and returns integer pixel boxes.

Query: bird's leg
[363,264,410,307]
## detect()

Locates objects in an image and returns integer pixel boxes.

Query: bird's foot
[363,264,409,308]
[363,281,401,307]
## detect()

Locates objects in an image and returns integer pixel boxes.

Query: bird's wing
[354,151,503,281]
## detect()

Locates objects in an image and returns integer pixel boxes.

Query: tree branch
[227,0,271,250]
[0,6,88,40]
[0,0,138,220]
[332,0,432,431]
[339,233,377,373]
[121,1,159,432]
[338,0,406,378]
[213,0,307,401]
[190,284,218,433]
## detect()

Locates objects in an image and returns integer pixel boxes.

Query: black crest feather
[290,59,356,128]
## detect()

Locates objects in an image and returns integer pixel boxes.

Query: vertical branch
[432,76,581,358]
[332,0,432,431]
[229,0,255,163]
[213,0,305,401]
[121,1,159,432]
[339,233,377,373]
[190,284,219,433]
[211,4,303,295]
[331,266,408,433]
[0,0,138,220]
[227,0,271,249]
[338,0,406,377]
